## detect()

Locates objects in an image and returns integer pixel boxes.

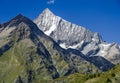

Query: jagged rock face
[34,8,120,64]
[34,8,103,47]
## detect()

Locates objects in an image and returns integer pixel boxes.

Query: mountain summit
[34,8,103,45]
[34,8,120,64]
[43,8,54,14]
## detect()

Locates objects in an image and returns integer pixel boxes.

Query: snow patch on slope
[59,41,84,49]
[97,43,112,57]
[60,43,67,49]
[44,24,56,36]
[119,45,120,49]
[68,41,84,49]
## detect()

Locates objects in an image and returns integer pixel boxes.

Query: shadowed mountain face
[0,13,115,83]
[34,8,120,64]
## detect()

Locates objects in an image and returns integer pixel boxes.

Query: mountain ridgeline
[0,8,119,83]
[34,8,120,64]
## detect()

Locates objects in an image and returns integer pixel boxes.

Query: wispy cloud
[47,0,55,4]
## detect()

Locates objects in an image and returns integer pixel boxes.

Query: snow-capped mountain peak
[34,8,103,47]
[43,8,54,14]
[34,8,61,34]
[34,8,120,64]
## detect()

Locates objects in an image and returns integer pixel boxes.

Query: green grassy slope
[53,64,120,83]
[0,39,53,83]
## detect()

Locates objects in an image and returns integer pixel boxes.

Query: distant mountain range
[0,8,120,83]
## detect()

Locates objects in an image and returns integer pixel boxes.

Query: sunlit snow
[45,24,56,36]
[97,43,112,57]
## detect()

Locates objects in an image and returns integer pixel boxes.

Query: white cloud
[47,0,55,4]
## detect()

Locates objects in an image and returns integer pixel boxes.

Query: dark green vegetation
[0,14,118,83]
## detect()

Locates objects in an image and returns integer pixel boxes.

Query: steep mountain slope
[34,8,120,64]
[0,14,105,83]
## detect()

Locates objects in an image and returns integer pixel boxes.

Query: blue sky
[0,0,120,44]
